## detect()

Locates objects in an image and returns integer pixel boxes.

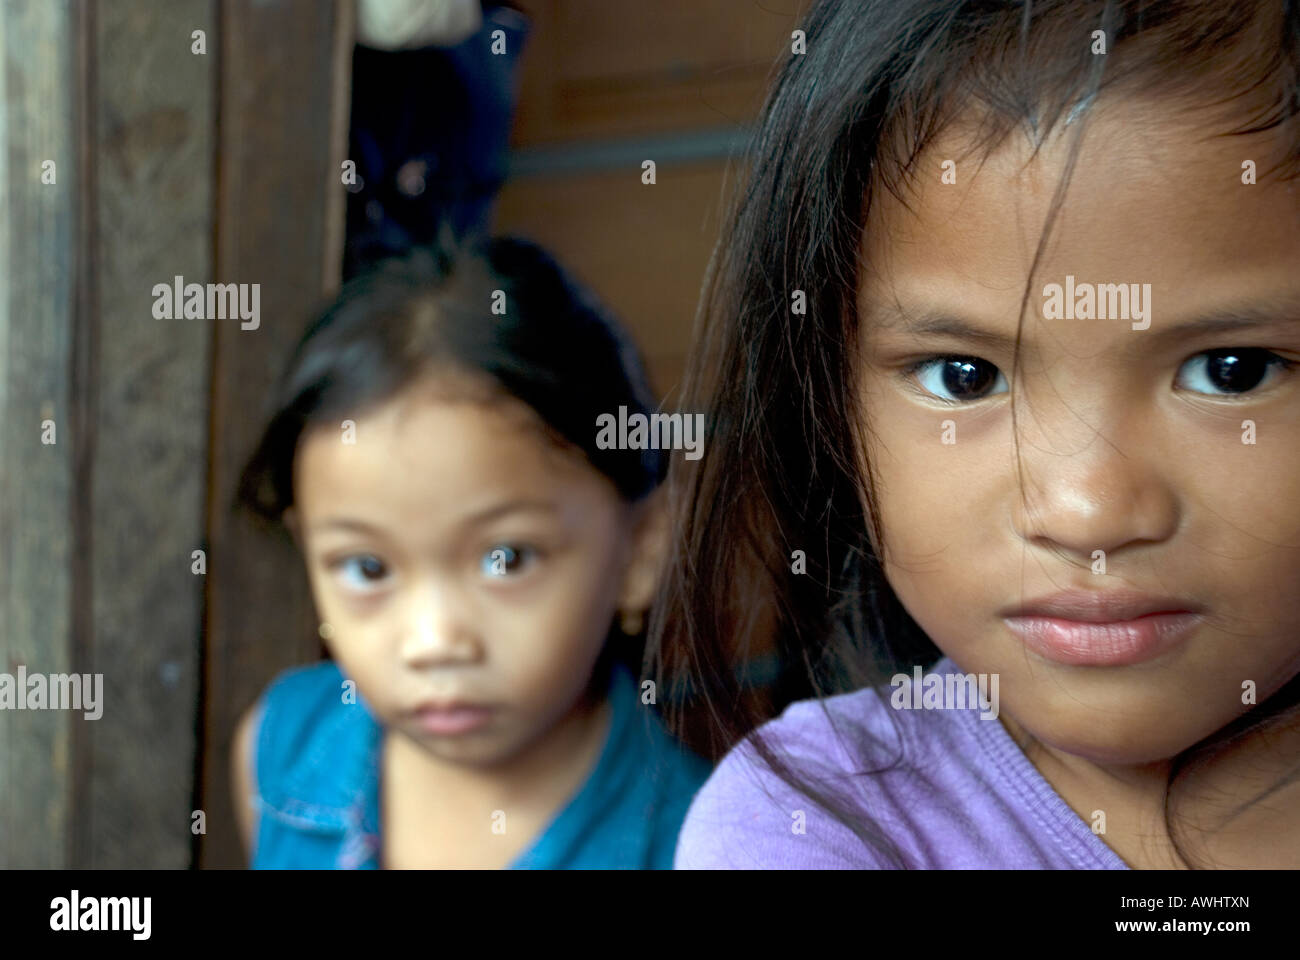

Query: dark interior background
[0,0,802,868]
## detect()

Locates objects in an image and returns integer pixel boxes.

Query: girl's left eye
[480,545,537,578]
[907,356,1009,404]
[1175,348,1294,396]
[331,554,390,592]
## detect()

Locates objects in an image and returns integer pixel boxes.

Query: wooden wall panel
[1,0,218,869]
[0,0,77,870]
[493,160,737,400]
[497,0,789,399]
[510,0,799,145]
[0,0,781,870]
[199,0,353,869]
[90,0,214,868]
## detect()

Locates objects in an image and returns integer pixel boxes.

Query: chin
[422,731,528,768]
[1017,714,1222,768]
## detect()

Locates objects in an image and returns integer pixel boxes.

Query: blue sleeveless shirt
[246,659,712,869]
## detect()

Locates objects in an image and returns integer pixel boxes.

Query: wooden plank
[87,0,215,868]
[557,0,793,82]
[0,0,77,869]
[510,0,795,145]
[199,0,353,869]
[493,160,734,401]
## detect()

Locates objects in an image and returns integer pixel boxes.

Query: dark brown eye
[481,545,536,578]
[909,356,1008,403]
[1176,348,1292,395]
[332,554,390,592]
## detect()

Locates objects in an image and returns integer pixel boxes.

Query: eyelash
[904,348,1296,405]
[904,356,1008,405]
[479,544,540,580]
[328,554,391,593]
[325,544,543,594]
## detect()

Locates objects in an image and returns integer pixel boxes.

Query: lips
[1001,589,1205,666]
[411,700,496,736]
[1000,589,1201,623]
[413,699,489,713]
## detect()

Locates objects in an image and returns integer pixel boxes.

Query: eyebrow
[868,294,1300,348]
[311,499,558,536]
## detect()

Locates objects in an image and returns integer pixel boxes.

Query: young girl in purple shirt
[659,0,1300,869]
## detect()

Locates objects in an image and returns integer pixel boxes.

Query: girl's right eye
[329,554,391,593]
[906,356,1009,404]
[479,544,537,579]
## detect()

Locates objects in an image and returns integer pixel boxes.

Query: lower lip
[1004,612,1204,666]
[413,707,495,735]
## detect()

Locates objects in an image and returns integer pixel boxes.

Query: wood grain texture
[493,159,738,402]
[0,0,76,870]
[89,0,214,868]
[199,0,352,869]
[509,0,795,145]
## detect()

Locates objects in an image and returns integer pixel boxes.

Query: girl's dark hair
[235,232,663,685]
[650,0,1300,868]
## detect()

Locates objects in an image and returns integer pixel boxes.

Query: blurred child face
[858,97,1300,765]
[287,372,656,767]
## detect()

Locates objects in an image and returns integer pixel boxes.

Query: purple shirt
[674,657,1129,869]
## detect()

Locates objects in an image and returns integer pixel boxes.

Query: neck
[999,709,1300,869]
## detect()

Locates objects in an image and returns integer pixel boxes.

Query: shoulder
[237,661,346,779]
[255,660,347,749]
[609,663,714,805]
[257,659,352,722]
[249,660,368,806]
[259,658,349,709]
[231,696,263,859]
[639,705,714,824]
[584,665,715,867]
[672,684,895,869]
[231,660,354,861]
[673,672,972,869]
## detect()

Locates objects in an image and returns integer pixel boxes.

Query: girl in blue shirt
[230,235,711,868]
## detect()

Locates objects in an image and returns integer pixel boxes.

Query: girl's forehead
[291,388,604,527]
[860,101,1296,296]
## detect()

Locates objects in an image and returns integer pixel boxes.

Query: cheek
[1189,432,1300,548]
[497,538,626,682]
[318,627,398,720]
[307,574,368,653]
[864,403,1006,637]
[548,545,625,640]
[304,567,398,690]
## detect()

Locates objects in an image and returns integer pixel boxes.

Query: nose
[399,583,482,668]
[1009,399,1181,561]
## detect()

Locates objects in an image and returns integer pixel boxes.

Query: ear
[616,489,670,620]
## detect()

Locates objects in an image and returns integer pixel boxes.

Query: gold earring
[619,609,644,635]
